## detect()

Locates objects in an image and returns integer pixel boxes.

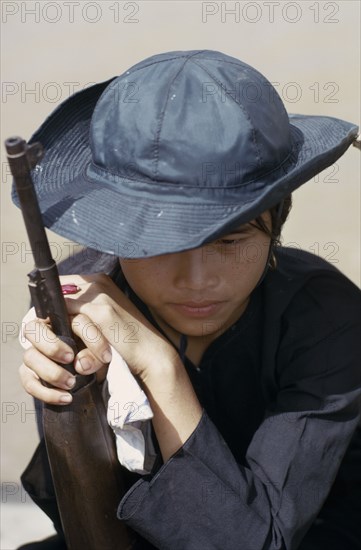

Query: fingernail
[78,357,92,371]
[66,377,76,388]
[103,350,112,363]
[60,394,72,403]
[61,284,81,295]
[64,352,74,363]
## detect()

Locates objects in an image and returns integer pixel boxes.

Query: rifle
[5,136,136,550]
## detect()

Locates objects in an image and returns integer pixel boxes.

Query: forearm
[141,360,203,462]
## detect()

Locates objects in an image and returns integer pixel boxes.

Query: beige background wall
[1,1,360,547]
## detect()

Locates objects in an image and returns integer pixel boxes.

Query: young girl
[16,50,360,550]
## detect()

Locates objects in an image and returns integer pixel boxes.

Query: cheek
[242,241,268,264]
[223,240,270,287]
[220,239,270,269]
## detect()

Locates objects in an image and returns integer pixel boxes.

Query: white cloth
[104,347,156,474]
[19,307,156,475]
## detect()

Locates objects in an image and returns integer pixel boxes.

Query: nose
[173,247,220,291]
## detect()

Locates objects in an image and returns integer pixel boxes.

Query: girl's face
[119,213,272,345]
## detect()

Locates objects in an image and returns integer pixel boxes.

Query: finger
[24,319,75,364]
[70,313,112,366]
[19,363,73,405]
[23,347,76,390]
[74,348,109,376]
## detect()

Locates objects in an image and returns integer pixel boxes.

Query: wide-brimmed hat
[12,50,358,258]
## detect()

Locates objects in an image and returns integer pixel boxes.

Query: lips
[169,301,224,318]
[178,301,219,308]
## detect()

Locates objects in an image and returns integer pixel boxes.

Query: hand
[20,272,203,461]
[20,273,179,405]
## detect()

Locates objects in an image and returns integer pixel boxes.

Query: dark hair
[251,194,293,269]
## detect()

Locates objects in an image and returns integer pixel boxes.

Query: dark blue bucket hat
[12,50,359,258]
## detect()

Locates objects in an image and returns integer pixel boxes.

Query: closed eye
[216,237,245,245]
[214,227,254,245]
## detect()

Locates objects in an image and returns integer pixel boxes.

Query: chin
[166,316,225,338]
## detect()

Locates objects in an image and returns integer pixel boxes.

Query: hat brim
[12,79,358,258]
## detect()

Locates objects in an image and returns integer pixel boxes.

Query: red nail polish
[61,284,81,295]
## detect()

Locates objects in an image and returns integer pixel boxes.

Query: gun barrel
[6,137,73,338]
[5,137,53,269]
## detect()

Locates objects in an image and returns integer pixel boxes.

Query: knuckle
[23,320,39,341]
[42,327,58,347]
[23,346,37,364]
[23,377,35,395]
[50,338,67,357]
[101,291,113,303]
[78,321,103,344]
[97,303,114,322]
[71,313,88,328]
[46,369,61,385]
